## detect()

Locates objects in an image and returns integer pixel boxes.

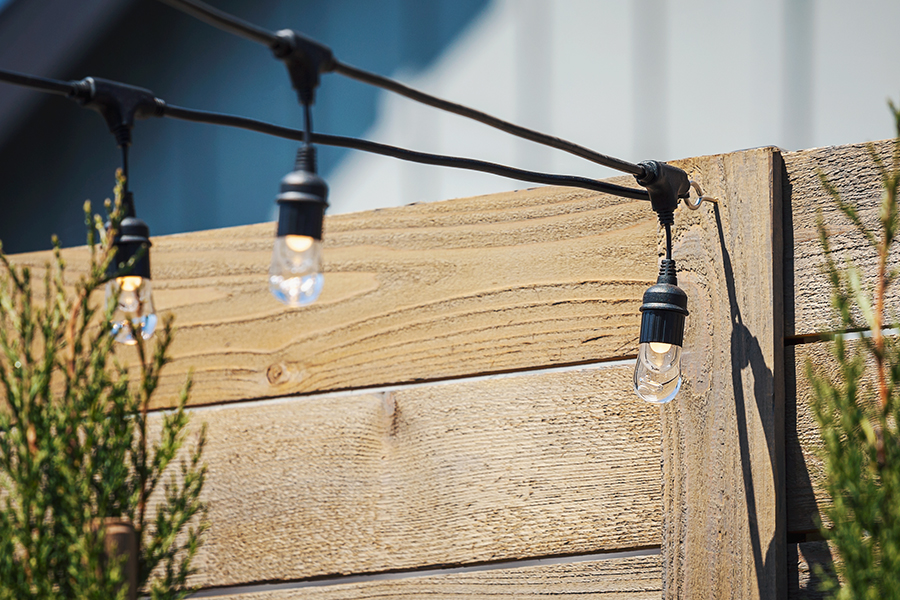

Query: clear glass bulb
[633,341,682,403]
[105,275,158,345]
[269,235,324,306]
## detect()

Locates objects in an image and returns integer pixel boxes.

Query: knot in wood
[266,363,287,385]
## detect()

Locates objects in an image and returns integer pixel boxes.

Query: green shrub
[0,173,207,600]
[808,101,900,599]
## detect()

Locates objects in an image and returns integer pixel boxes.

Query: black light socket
[271,29,336,106]
[71,77,164,144]
[107,216,152,280]
[275,147,328,240]
[635,160,691,226]
[639,259,688,346]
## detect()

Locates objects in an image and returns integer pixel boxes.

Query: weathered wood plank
[163,364,661,589]
[784,141,900,532]
[784,139,900,337]
[660,148,786,599]
[206,555,663,600]
[786,339,882,534]
[785,343,829,535]
[788,542,835,600]
[10,183,658,409]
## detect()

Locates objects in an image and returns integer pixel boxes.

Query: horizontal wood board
[785,339,884,533]
[786,343,829,534]
[784,141,900,532]
[784,139,900,337]
[205,555,663,600]
[9,183,658,409]
[149,364,662,589]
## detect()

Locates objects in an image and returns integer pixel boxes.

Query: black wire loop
[152,0,647,177]
[163,104,650,200]
[331,60,646,176]
[0,65,652,201]
[0,68,77,96]
[155,0,278,47]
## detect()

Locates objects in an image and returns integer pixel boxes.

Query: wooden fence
[12,139,894,599]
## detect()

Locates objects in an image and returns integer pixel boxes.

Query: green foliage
[0,174,207,599]
[808,101,900,598]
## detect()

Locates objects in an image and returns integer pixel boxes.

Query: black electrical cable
[0,67,650,200]
[331,60,646,177]
[162,104,651,200]
[0,68,76,96]
[154,0,278,47]
[665,222,672,260]
[121,144,129,192]
[303,103,312,147]
[119,143,137,216]
[151,0,647,177]
[309,135,650,199]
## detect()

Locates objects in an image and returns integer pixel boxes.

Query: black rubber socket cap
[639,282,688,346]
[107,216,151,280]
[276,168,329,239]
[634,160,690,227]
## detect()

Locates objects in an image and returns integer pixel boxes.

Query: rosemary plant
[808,101,900,598]
[0,173,207,600]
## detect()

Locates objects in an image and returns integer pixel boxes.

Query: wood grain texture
[783,139,900,337]
[660,148,786,599]
[157,364,662,589]
[783,141,899,531]
[9,183,658,409]
[785,340,882,534]
[785,343,828,535]
[206,555,663,600]
[787,542,835,600]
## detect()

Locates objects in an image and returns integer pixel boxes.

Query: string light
[106,208,158,344]
[269,146,327,306]
[0,1,699,401]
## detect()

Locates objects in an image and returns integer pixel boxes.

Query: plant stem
[135,333,149,562]
[876,236,888,413]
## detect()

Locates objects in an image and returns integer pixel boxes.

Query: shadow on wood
[661,148,785,600]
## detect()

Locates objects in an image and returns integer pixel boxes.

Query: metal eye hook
[684,180,719,210]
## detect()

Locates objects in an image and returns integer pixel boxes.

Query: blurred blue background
[1,0,900,254]
[0,0,488,252]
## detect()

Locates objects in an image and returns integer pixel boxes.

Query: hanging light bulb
[269,233,323,306]
[269,146,328,306]
[106,214,158,344]
[106,275,157,344]
[633,258,688,403]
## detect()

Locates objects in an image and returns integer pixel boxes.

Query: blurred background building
[0,0,898,253]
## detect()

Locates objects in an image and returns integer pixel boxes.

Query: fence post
[660,148,786,599]
[101,518,138,600]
